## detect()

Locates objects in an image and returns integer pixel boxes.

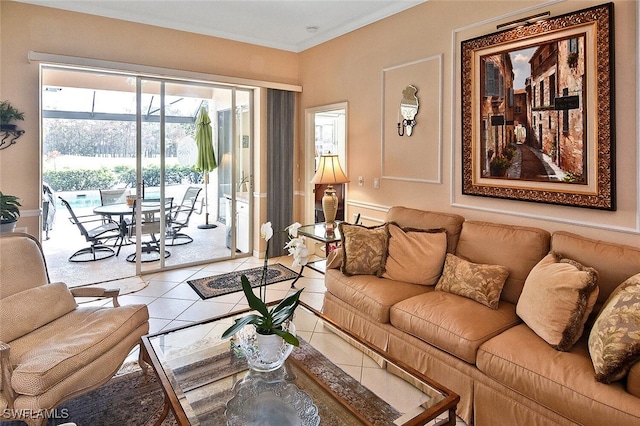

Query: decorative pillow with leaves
[517,252,599,351]
[383,223,447,285]
[589,273,640,383]
[435,253,509,309]
[339,222,389,276]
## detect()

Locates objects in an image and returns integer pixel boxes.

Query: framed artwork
[461,3,615,210]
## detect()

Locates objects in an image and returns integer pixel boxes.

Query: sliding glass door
[41,65,253,284]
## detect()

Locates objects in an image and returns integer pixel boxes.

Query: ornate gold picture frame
[461,3,615,210]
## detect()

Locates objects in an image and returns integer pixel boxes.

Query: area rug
[187,263,300,300]
[2,368,176,426]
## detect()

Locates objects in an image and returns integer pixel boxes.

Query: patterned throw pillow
[589,273,640,383]
[435,253,509,309]
[517,252,599,351]
[383,223,447,285]
[339,222,389,276]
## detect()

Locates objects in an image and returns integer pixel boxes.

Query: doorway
[40,66,253,286]
[304,103,347,258]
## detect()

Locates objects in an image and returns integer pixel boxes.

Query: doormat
[187,263,300,300]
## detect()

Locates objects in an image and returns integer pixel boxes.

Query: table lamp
[310,153,350,224]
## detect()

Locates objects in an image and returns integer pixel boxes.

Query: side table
[290,222,341,287]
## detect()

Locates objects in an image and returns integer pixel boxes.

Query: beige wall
[0,1,299,235]
[299,0,639,247]
[1,1,638,249]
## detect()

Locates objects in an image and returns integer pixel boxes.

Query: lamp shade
[310,154,350,185]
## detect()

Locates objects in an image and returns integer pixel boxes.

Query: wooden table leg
[152,395,171,426]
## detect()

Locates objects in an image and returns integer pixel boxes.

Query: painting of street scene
[478,34,587,184]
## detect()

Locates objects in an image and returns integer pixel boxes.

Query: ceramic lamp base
[321,185,338,224]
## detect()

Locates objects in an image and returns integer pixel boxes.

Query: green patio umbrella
[195,107,218,229]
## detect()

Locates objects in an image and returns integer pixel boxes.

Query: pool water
[56,192,102,210]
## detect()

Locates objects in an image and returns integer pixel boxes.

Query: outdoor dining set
[59,186,202,263]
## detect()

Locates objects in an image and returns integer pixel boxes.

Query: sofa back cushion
[551,231,640,313]
[455,221,550,305]
[386,206,465,253]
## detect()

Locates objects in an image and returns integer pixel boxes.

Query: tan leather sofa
[0,233,149,426]
[323,206,640,425]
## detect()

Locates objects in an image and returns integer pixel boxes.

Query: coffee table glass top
[143,303,458,425]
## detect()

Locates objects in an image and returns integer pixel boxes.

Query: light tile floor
[93,255,466,426]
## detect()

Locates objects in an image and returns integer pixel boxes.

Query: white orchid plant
[222,222,309,346]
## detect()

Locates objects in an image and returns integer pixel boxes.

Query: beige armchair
[0,233,149,426]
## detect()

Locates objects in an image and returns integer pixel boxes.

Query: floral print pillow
[435,253,509,309]
[589,273,640,383]
[339,223,389,276]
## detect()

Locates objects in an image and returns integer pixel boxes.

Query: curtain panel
[266,89,295,256]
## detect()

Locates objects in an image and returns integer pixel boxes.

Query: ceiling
[16,0,426,52]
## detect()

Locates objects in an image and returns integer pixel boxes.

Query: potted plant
[0,192,21,233]
[489,156,511,177]
[0,101,25,131]
[222,222,309,371]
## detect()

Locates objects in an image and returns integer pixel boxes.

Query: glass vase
[236,321,296,372]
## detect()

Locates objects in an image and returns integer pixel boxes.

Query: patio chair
[99,188,130,206]
[0,232,149,426]
[98,188,131,241]
[59,197,123,262]
[166,186,202,246]
[125,198,173,262]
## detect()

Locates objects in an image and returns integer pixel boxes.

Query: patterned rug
[187,263,300,300]
[2,367,176,426]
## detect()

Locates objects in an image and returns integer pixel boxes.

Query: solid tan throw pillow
[339,222,389,276]
[383,223,447,285]
[589,273,640,384]
[435,253,509,309]
[517,252,599,351]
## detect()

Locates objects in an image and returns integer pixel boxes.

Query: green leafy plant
[0,101,25,126]
[221,222,309,346]
[489,156,511,177]
[0,192,21,223]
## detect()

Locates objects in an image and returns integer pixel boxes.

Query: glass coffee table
[141,302,459,425]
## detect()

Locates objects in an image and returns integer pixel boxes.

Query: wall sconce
[310,152,350,225]
[397,85,419,137]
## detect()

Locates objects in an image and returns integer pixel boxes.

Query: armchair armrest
[70,287,121,307]
[0,340,16,407]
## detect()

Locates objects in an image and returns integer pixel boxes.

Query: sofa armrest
[0,341,16,407]
[70,287,121,307]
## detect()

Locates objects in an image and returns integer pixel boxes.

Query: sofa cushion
[338,222,389,276]
[551,231,640,314]
[10,304,149,396]
[324,269,430,323]
[390,291,520,363]
[0,282,77,342]
[589,273,640,383]
[386,206,465,253]
[517,252,599,351]
[382,223,447,285]
[435,253,509,309]
[477,324,640,425]
[455,221,550,305]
